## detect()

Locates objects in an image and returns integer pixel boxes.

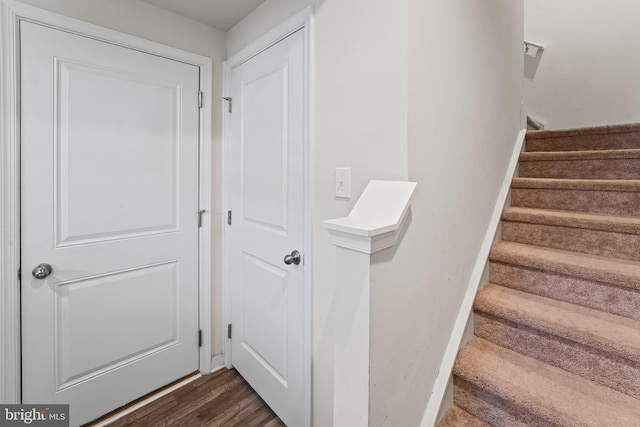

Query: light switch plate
[335,167,351,199]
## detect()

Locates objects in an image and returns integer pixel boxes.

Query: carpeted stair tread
[437,405,489,427]
[526,123,640,152]
[501,207,640,260]
[520,148,640,162]
[512,177,640,192]
[502,207,640,234]
[489,258,640,321]
[526,123,640,140]
[511,178,640,215]
[518,149,640,179]
[475,310,640,400]
[475,284,640,363]
[490,241,640,291]
[454,338,640,426]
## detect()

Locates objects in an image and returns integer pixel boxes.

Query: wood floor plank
[167,377,247,422]
[196,383,258,425]
[237,404,282,427]
[85,369,284,427]
[109,397,178,427]
[208,395,263,427]
[262,419,287,427]
[141,382,247,426]
[150,374,250,425]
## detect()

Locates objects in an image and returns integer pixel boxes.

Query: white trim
[197,52,213,376]
[222,7,313,427]
[325,229,398,254]
[225,7,313,70]
[302,13,314,427]
[210,354,226,374]
[420,129,527,427]
[0,0,213,403]
[221,63,233,371]
[0,0,21,405]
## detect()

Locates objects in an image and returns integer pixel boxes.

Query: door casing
[222,7,313,427]
[0,0,213,403]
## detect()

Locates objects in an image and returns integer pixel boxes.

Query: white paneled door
[20,22,200,426]
[228,28,307,427]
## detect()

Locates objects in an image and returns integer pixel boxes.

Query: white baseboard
[420,129,526,427]
[211,354,226,373]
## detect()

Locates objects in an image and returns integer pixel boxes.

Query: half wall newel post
[323,180,417,427]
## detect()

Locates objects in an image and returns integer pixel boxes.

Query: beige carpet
[438,123,640,426]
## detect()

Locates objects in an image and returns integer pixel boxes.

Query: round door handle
[284,250,301,266]
[32,263,53,279]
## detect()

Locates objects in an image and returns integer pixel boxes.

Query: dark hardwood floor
[87,368,286,427]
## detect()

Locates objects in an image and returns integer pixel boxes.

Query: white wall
[228,1,409,425]
[15,0,228,358]
[369,1,524,425]
[525,0,640,129]
[229,0,524,426]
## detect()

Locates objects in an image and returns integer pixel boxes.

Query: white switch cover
[335,167,351,199]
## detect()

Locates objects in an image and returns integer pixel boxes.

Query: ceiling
[141,0,266,32]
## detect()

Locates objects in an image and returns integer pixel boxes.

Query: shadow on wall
[524,44,544,80]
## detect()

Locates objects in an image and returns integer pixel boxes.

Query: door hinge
[17,267,21,281]
[198,91,203,108]
[227,324,232,339]
[198,209,207,227]
[223,97,232,113]
[198,329,203,347]
[227,210,232,226]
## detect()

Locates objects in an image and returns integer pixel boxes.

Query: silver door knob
[284,250,301,266]
[32,263,53,279]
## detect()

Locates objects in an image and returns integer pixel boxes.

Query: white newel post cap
[323,180,417,254]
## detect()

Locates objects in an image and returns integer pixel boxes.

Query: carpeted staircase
[438,123,640,426]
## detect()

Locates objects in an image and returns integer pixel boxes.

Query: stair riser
[519,158,640,179]
[501,221,640,262]
[511,188,640,216]
[453,377,555,427]
[489,262,640,321]
[526,131,640,152]
[475,312,640,400]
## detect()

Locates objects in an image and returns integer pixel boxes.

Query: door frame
[0,0,213,404]
[222,7,313,426]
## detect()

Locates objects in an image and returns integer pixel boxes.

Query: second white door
[228,28,307,427]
